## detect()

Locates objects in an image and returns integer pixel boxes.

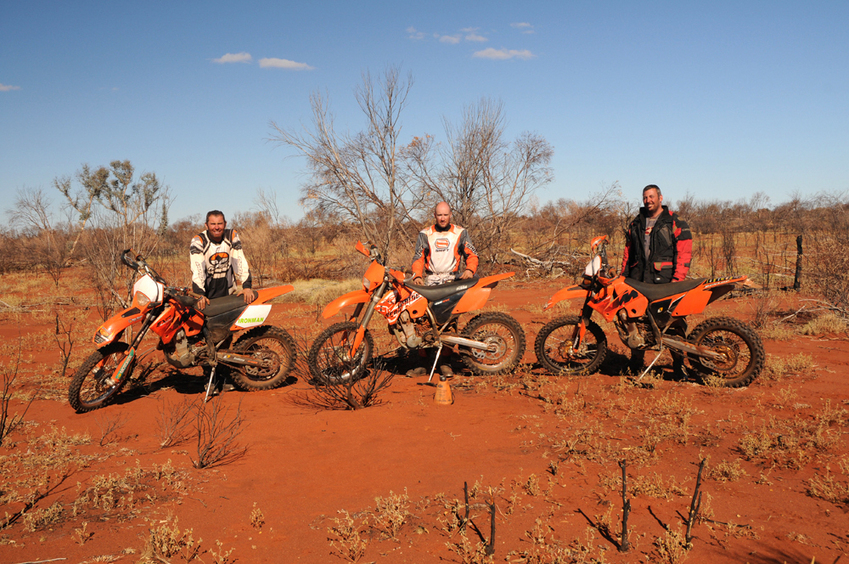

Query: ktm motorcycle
[307,241,525,383]
[69,250,296,413]
[534,235,764,387]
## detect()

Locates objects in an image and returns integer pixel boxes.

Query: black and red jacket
[620,206,692,284]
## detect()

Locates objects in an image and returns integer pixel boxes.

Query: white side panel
[233,304,272,329]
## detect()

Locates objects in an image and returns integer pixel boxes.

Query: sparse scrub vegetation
[371,489,411,540]
[762,352,815,382]
[2,161,849,562]
[327,509,368,563]
[191,399,247,469]
[0,342,34,446]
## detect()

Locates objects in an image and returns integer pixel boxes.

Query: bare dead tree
[270,66,423,264]
[8,187,85,287]
[1,340,35,446]
[406,98,554,263]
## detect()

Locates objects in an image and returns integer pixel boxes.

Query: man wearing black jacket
[620,185,693,375]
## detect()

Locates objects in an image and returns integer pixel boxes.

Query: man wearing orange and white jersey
[411,202,479,286]
[190,210,255,311]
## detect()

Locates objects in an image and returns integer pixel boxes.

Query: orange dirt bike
[307,241,526,383]
[534,235,764,387]
[69,250,297,412]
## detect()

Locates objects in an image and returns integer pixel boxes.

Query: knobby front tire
[68,342,131,413]
[307,321,375,384]
[534,315,607,376]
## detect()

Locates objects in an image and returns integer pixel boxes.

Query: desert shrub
[762,353,815,382]
[0,342,34,446]
[250,502,265,530]
[191,399,247,469]
[371,489,411,540]
[653,526,690,563]
[22,500,64,532]
[808,460,849,506]
[156,397,196,448]
[707,458,748,483]
[139,514,202,562]
[800,311,848,336]
[327,509,368,563]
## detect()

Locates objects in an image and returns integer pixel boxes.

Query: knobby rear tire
[230,325,297,391]
[68,342,131,413]
[460,312,526,375]
[534,315,607,376]
[688,316,764,388]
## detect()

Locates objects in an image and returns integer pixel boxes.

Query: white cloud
[0,83,21,91]
[438,34,461,44]
[407,26,426,40]
[511,22,535,34]
[473,48,535,60]
[259,58,315,70]
[212,52,253,64]
[461,27,487,42]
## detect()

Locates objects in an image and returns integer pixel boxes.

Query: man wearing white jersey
[411,202,478,286]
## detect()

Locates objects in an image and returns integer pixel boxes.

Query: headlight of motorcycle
[362,277,372,291]
[94,328,111,344]
[135,291,151,307]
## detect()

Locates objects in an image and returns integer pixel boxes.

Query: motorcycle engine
[163,329,200,369]
[614,310,654,349]
[394,310,422,348]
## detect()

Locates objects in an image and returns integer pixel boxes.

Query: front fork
[105,312,156,385]
[569,303,593,353]
[349,278,389,357]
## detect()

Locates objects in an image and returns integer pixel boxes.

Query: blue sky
[2,1,847,224]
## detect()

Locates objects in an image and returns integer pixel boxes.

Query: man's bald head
[434,202,451,229]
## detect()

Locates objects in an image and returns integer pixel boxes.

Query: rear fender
[453,272,514,314]
[544,285,590,310]
[254,285,294,304]
[93,306,146,346]
[673,275,749,316]
[322,289,371,319]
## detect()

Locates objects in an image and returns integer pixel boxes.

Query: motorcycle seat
[623,278,705,302]
[405,278,479,301]
[202,294,248,317]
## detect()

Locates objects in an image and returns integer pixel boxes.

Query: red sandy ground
[1,276,848,564]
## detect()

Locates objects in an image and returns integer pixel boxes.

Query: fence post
[793,235,803,290]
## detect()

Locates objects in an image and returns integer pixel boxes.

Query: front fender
[93,306,146,346]
[322,289,371,319]
[544,285,590,310]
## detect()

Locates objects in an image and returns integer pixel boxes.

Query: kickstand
[427,344,444,384]
[204,365,217,402]
[636,346,663,382]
